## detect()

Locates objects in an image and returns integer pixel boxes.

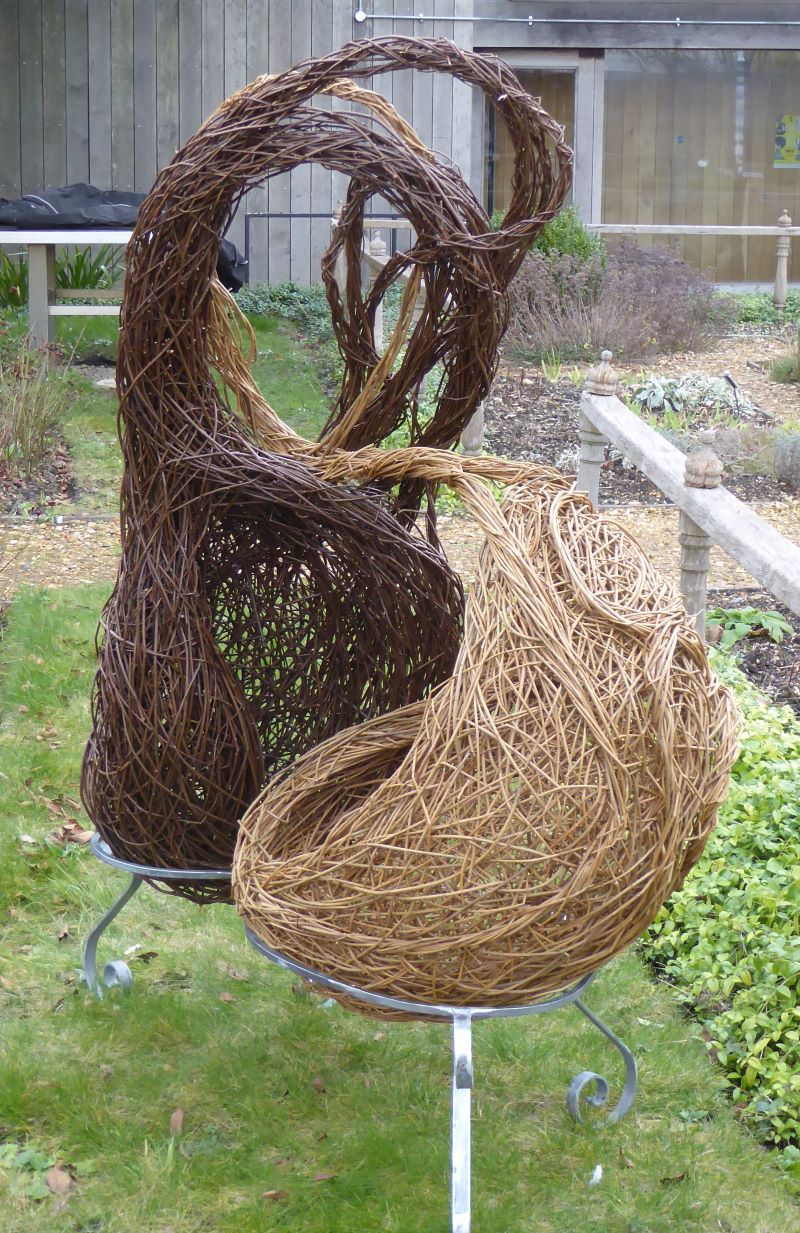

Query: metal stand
[245,927,637,1233]
[81,835,230,997]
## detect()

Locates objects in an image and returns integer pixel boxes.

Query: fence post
[367,231,387,352]
[461,403,485,456]
[774,208,792,311]
[577,350,617,507]
[680,432,723,638]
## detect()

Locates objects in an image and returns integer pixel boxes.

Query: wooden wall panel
[42,0,67,188]
[19,0,45,192]
[244,0,270,283]
[156,0,180,173]
[132,0,156,191]
[110,0,134,189]
[0,0,22,197]
[87,0,111,187]
[266,0,291,284]
[65,0,89,183]
[178,0,202,145]
[602,53,800,283]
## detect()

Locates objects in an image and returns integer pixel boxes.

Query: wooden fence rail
[576,354,800,633]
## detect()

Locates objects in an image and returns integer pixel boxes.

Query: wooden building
[2,2,799,285]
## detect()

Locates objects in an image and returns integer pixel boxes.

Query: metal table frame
[245,926,638,1233]
[81,834,230,996]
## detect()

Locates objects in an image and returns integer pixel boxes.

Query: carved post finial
[584,350,619,397]
[685,430,724,489]
[368,230,388,258]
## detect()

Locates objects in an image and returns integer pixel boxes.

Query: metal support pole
[81,874,144,997]
[27,243,56,348]
[81,835,231,998]
[245,929,638,1233]
[774,208,792,311]
[678,510,711,639]
[451,1012,473,1233]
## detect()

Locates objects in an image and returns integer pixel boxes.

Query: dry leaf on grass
[169,1108,184,1137]
[311,1076,326,1093]
[262,1190,289,1201]
[45,1165,73,1195]
[313,1171,336,1182]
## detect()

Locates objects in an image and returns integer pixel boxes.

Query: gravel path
[438,495,800,592]
[2,493,800,601]
[1,333,798,602]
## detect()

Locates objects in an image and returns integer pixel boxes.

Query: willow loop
[80,37,570,900]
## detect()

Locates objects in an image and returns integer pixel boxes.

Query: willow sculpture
[80,37,572,899]
[234,466,739,1013]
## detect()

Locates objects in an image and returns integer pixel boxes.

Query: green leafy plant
[55,244,124,291]
[730,289,800,326]
[533,204,606,266]
[626,373,755,427]
[706,606,793,650]
[0,252,28,308]
[644,655,800,1170]
[540,350,562,383]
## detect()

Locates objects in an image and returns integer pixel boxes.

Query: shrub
[533,204,605,266]
[235,281,333,342]
[505,240,736,362]
[55,244,123,292]
[643,655,800,1169]
[626,373,756,425]
[491,203,606,267]
[0,246,123,310]
[705,607,793,650]
[0,344,66,480]
[732,289,800,327]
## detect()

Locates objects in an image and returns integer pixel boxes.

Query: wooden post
[331,201,349,322]
[27,242,56,348]
[679,512,712,639]
[774,208,792,311]
[681,431,723,638]
[368,231,387,353]
[577,351,617,506]
[460,403,484,456]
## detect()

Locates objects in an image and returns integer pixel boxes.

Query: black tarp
[0,183,248,291]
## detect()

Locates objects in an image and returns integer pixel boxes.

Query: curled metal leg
[451,1011,473,1233]
[566,998,638,1124]
[81,874,143,998]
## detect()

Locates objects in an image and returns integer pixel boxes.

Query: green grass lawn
[0,587,798,1232]
[46,313,329,517]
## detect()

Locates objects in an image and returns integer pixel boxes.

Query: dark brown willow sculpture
[80,37,573,900]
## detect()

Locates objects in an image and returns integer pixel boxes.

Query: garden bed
[484,364,790,506]
[707,587,800,718]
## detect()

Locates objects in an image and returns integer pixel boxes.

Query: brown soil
[707,586,800,719]
[0,439,75,516]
